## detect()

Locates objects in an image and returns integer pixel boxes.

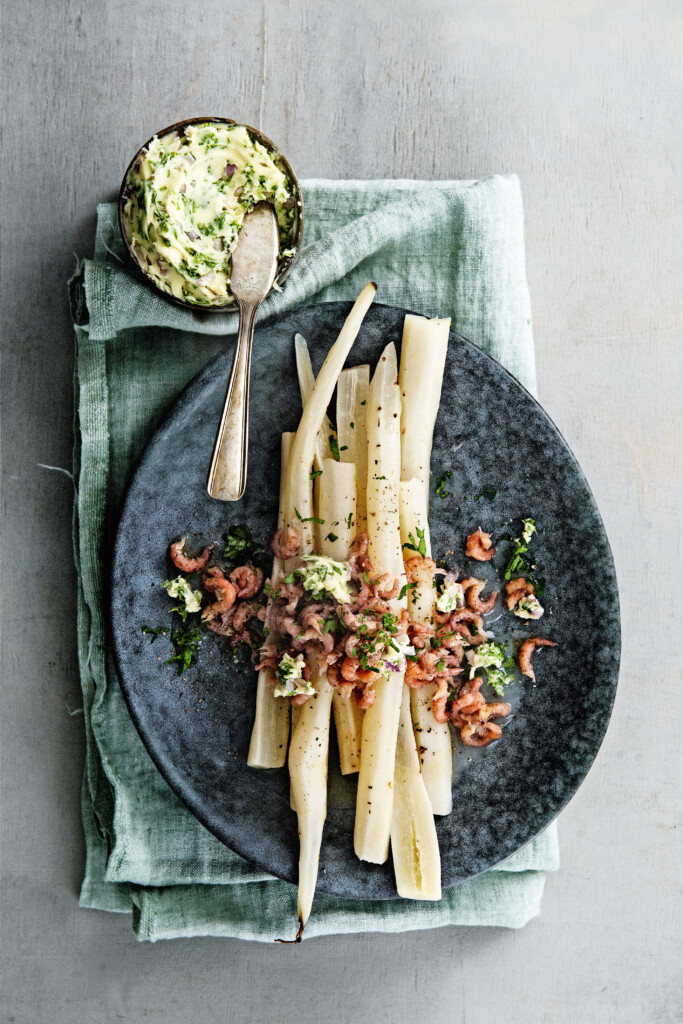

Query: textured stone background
[1,1,680,1022]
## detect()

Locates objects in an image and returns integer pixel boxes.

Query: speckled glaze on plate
[110,302,620,899]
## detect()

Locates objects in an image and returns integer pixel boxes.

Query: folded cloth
[71,177,559,942]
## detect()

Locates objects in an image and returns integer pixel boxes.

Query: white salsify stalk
[354,342,407,864]
[290,459,358,805]
[284,283,377,549]
[294,333,337,472]
[334,368,369,773]
[291,323,370,781]
[389,484,442,898]
[292,348,368,779]
[287,656,333,937]
[288,704,301,811]
[294,332,337,550]
[337,365,370,534]
[287,465,359,929]
[399,478,453,816]
[247,432,293,769]
[317,458,363,774]
[286,283,377,937]
[390,685,442,900]
[399,313,450,509]
[398,313,453,815]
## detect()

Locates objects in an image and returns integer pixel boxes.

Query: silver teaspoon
[207,202,279,501]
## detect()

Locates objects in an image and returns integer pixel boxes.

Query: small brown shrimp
[231,602,257,633]
[481,701,511,721]
[295,630,335,657]
[460,577,498,614]
[504,577,535,611]
[354,685,376,709]
[447,675,483,713]
[397,608,411,629]
[450,608,488,644]
[340,656,376,685]
[518,637,557,680]
[202,567,237,622]
[465,528,495,562]
[408,621,436,651]
[451,690,486,716]
[298,605,327,635]
[271,526,302,560]
[436,629,465,658]
[327,663,354,697]
[256,644,279,672]
[344,633,361,658]
[405,661,429,688]
[432,676,450,723]
[373,574,399,600]
[350,533,370,557]
[170,537,212,572]
[229,565,263,599]
[460,721,502,747]
[338,605,361,631]
[291,692,312,707]
[349,533,373,574]
[404,556,436,583]
[204,607,235,636]
[356,597,391,617]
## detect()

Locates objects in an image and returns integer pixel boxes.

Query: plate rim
[109,299,621,898]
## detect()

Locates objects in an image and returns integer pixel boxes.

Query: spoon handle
[207,299,259,501]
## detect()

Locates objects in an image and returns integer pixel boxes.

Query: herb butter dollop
[121,122,298,307]
[274,653,313,698]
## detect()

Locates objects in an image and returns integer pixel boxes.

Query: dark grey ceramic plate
[111,301,620,899]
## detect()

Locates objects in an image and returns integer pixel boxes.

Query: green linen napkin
[71,177,559,942]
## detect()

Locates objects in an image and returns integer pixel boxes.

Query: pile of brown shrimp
[168,526,555,749]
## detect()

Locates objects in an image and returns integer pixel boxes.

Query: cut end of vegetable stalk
[274,916,304,944]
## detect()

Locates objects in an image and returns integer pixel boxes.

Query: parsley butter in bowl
[118,116,303,310]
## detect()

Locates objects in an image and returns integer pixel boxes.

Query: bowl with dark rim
[117,115,304,312]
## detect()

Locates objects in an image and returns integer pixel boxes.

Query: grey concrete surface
[1,1,680,1022]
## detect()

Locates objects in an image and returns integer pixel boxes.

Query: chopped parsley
[503,517,539,581]
[329,435,341,461]
[142,625,169,642]
[164,624,202,675]
[399,581,418,601]
[294,507,325,525]
[474,487,497,503]
[435,471,453,500]
[310,470,323,479]
[224,524,262,562]
[326,532,339,543]
[402,527,427,558]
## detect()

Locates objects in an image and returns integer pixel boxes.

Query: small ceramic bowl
[118,115,304,312]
